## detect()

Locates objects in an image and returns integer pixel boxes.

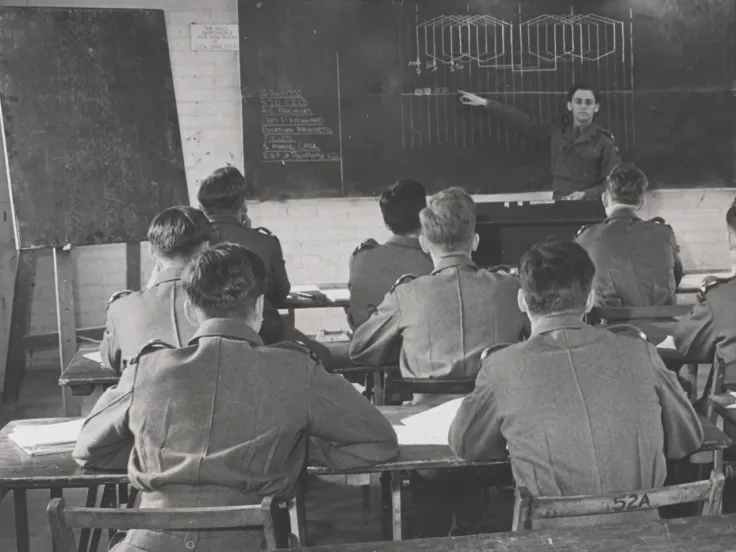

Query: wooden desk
[281,284,349,325]
[290,514,736,552]
[678,270,733,294]
[58,348,116,396]
[709,394,736,426]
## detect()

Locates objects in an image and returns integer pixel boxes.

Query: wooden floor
[0,357,516,551]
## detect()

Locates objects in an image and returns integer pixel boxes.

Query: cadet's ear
[471,233,480,252]
[585,289,596,313]
[253,294,265,329]
[517,288,528,314]
[419,234,430,255]
[184,299,199,327]
[566,101,573,112]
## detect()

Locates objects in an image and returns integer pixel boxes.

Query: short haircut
[197,166,248,215]
[379,179,427,235]
[147,206,211,259]
[182,243,266,319]
[419,187,476,251]
[727,203,736,232]
[520,239,595,315]
[567,82,600,103]
[605,163,648,205]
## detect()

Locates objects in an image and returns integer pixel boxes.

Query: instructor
[459,83,621,200]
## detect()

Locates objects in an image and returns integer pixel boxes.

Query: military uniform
[208,214,290,307]
[100,267,195,374]
[349,254,529,390]
[485,101,621,199]
[674,275,736,387]
[449,314,704,527]
[576,207,683,307]
[74,318,399,552]
[347,235,433,330]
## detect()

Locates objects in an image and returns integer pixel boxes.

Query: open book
[392,398,464,446]
[8,419,84,456]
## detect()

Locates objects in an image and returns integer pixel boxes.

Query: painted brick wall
[0,0,733,339]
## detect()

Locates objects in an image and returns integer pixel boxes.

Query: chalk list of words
[260,89,341,163]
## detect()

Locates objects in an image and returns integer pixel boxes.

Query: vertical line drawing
[335,52,344,192]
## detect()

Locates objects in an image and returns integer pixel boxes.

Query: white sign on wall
[190,24,239,51]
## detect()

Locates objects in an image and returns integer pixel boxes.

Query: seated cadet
[450,239,704,528]
[100,206,210,374]
[197,165,290,307]
[576,163,683,307]
[675,203,736,389]
[349,186,528,398]
[74,243,399,552]
[347,179,433,330]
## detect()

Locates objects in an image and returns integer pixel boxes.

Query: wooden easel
[1,244,141,417]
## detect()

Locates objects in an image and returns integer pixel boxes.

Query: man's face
[567,89,599,126]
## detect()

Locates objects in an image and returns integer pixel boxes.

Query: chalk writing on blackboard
[260,88,342,163]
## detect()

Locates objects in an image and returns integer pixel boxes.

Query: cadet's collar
[568,122,598,145]
[150,266,186,287]
[386,235,423,250]
[606,205,639,220]
[431,254,477,274]
[208,213,243,226]
[188,318,264,346]
[530,311,587,337]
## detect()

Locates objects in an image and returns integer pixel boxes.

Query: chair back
[512,470,725,531]
[591,305,692,324]
[47,496,285,552]
[392,377,475,396]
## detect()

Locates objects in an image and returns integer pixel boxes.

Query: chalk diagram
[401,11,635,152]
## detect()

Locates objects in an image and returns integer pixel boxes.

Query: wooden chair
[590,305,693,324]
[512,470,726,531]
[392,377,475,396]
[47,496,288,552]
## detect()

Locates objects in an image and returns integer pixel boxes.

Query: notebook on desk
[8,419,84,456]
[392,398,464,446]
[82,351,102,363]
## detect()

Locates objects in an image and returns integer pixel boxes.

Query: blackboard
[0,8,188,249]
[238,0,736,198]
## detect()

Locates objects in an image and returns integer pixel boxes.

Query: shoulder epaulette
[129,338,175,365]
[389,273,418,292]
[486,265,516,275]
[107,289,133,307]
[605,324,648,341]
[352,238,379,256]
[648,216,667,225]
[255,226,274,237]
[481,342,513,360]
[575,224,593,238]
[268,340,319,363]
[698,276,732,303]
[598,127,615,141]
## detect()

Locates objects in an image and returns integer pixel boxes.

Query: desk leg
[288,480,307,547]
[686,363,699,401]
[50,488,62,552]
[77,486,98,552]
[288,309,295,327]
[88,484,116,552]
[373,370,384,406]
[13,489,29,552]
[391,471,402,541]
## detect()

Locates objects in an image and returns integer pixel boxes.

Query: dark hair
[727,203,736,232]
[567,82,600,103]
[419,187,476,251]
[605,163,648,205]
[379,179,427,235]
[520,239,595,315]
[147,206,211,259]
[182,243,266,318]
[197,166,248,215]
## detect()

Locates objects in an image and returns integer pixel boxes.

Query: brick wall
[1,0,734,338]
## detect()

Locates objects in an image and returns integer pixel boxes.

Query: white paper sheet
[9,418,84,447]
[83,351,102,363]
[323,288,351,302]
[401,397,464,427]
[656,335,676,350]
[290,285,321,293]
[392,425,449,446]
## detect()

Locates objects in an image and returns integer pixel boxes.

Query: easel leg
[125,243,141,291]
[53,247,80,417]
[3,250,36,406]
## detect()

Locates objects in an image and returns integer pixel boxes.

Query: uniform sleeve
[581,140,621,199]
[348,291,402,366]
[99,312,121,374]
[648,346,704,459]
[73,363,137,470]
[448,362,507,461]
[673,301,717,363]
[485,99,557,139]
[307,363,399,469]
[346,254,363,332]
[672,232,684,287]
[267,238,291,307]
